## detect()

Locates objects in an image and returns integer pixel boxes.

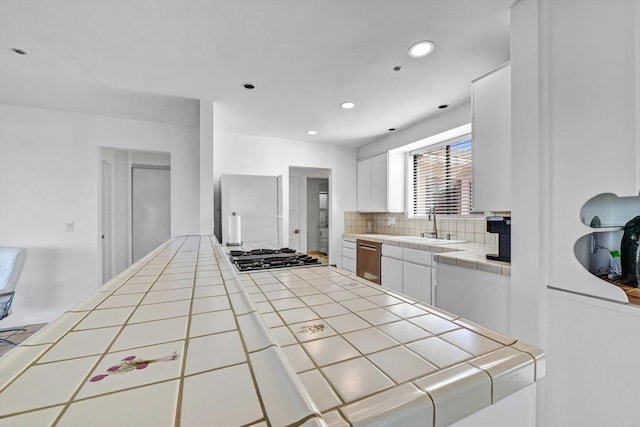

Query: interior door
[101,160,113,284]
[289,176,301,251]
[132,166,171,263]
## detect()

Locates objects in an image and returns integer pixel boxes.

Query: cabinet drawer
[342,257,356,273]
[382,244,403,259]
[403,248,432,267]
[342,247,356,260]
[342,239,356,250]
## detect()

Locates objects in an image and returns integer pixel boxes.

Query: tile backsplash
[344,212,507,245]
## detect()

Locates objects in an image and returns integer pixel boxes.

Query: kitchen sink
[385,236,466,244]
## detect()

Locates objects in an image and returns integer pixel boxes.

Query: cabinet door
[381,256,403,293]
[436,263,510,335]
[472,63,511,212]
[370,153,388,212]
[403,262,432,305]
[356,159,372,212]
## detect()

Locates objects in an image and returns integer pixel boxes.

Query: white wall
[357,102,470,160]
[214,132,357,266]
[511,0,640,425]
[0,104,199,326]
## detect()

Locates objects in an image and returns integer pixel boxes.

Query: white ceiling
[0,0,512,147]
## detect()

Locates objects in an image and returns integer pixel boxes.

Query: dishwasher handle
[358,243,379,251]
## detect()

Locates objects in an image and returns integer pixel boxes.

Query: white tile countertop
[0,236,541,426]
[343,233,511,276]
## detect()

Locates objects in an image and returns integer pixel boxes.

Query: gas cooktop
[229,248,322,272]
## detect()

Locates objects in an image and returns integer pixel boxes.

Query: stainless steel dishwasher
[356,239,381,284]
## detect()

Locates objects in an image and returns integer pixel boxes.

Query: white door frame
[101,160,114,284]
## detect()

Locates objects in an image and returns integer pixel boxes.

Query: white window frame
[406,133,480,219]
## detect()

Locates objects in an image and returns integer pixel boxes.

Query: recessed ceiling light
[438,104,449,109]
[340,101,356,109]
[306,130,318,135]
[393,66,402,72]
[388,128,397,132]
[242,83,255,90]
[408,40,435,58]
[11,48,26,55]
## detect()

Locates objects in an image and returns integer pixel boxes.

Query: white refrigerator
[220,174,282,245]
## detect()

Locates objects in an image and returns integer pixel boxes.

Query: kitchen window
[409,134,473,217]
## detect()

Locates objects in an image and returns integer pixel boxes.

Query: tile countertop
[343,233,511,277]
[0,236,542,426]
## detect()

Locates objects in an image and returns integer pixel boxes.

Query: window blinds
[411,137,473,216]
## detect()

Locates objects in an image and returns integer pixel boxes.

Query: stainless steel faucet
[427,206,438,238]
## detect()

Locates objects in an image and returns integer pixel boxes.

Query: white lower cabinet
[435,262,510,335]
[381,256,403,293]
[342,238,356,273]
[381,244,432,304]
[403,261,432,305]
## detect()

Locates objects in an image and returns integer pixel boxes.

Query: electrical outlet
[388,216,396,226]
[65,222,74,232]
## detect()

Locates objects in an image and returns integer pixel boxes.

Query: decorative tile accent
[289,321,337,343]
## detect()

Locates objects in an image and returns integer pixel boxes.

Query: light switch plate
[65,222,74,232]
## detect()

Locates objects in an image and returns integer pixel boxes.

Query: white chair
[0,247,27,346]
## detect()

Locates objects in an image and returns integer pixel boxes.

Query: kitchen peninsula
[0,236,544,426]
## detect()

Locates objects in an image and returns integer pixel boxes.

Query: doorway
[100,148,171,283]
[131,165,171,263]
[288,167,331,262]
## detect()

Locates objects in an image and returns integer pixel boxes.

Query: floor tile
[377,321,432,344]
[185,330,246,375]
[76,341,183,399]
[0,356,99,416]
[407,337,472,368]
[325,313,370,333]
[368,346,437,383]
[183,365,263,426]
[298,369,342,411]
[189,310,236,337]
[342,328,398,354]
[39,327,120,362]
[302,335,360,367]
[321,357,393,402]
[111,317,188,351]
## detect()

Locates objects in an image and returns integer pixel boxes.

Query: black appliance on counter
[229,248,322,272]
[486,216,511,262]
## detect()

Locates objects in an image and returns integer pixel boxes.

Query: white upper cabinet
[357,151,404,212]
[472,63,511,212]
